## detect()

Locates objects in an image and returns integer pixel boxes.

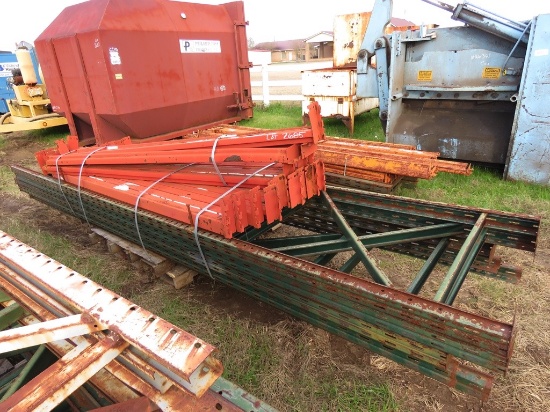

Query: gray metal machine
[357,0,550,185]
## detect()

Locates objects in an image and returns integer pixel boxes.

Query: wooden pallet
[89,228,197,289]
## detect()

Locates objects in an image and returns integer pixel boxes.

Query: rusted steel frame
[284,208,494,260]
[434,159,473,175]
[0,236,273,411]
[46,145,305,167]
[62,174,235,238]
[321,136,417,150]
[407,238,451,294]
[323,186,539,252]
[0,232,222,398]
[211,376,278,412]
[0,268,155,405]
[253,223,464,257]
[61,161,322,237]
[319,139,432,154]
[0,333,130,412]
[434,213,489,304]
[14,168,516,354]
[324,173,401,194]
[324,165,397,183]
[321,191,392,286]
[13,169,519,399]
[317,150,437,179]
[0,314,105,353]
[285,204,521,283]
[60,128,314,154]
[89,397,156,412]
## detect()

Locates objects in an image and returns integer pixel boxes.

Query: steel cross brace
[13,166,536,400]
[253,222,464,257]
[320,191,392,286]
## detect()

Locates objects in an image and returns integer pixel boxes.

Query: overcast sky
[1,0,549,51]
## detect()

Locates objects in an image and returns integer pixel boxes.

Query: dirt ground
[1,131,549,412]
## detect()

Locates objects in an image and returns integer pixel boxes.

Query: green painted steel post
[1,345,47,400]
[444,228,488,305]
[321,191,392,286]
[407,238,450,295]
[0,304,25,331]
[434,213,488,303]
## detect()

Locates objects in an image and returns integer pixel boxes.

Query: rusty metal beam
[0,314,105,353]
[11,167,536,401]
[0,231,276,411]
[0,334,129,412]
[0,234,222,398]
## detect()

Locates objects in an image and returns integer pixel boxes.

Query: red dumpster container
[35,0,253,145]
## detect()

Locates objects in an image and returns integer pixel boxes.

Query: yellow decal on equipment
[115,73,123,80]
[417,70,433,81]
[482,67,501,79]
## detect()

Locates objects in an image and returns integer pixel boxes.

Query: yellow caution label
[482,67,501,79]
[417,70,433,81]
[115,73,123,80]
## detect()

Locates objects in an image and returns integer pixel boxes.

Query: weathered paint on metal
[0,314,104,353]
[88,396,156,412]
[0,333,129,412]
[0,231,277,411]
[35,0,253,145]
[321,191,392,286]
[0,234,222,398]
[12,167,540,400]
[504,14,550,185]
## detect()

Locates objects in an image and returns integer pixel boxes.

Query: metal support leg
[407,238,450,295]
[434,213,488,303]
[321,191,392,286]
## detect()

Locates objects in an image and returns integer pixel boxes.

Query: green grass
[2,103,547,411]
[319,382,398,412]
[0,215,134,292]
[242,103,385,140]
[0,166,20,195]
[25,124,70,146]
[397,166,550,215]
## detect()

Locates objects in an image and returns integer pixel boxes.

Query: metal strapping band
[55,151,77,216]
[193,162,276,279]
[77,147,107,226]
[133,163,196,253]
[209,134,236,187]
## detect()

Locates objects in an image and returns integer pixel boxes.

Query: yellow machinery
[0,47,67,133]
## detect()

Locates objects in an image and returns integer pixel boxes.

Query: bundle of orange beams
[316,136,472,183]
[35,103,326,239]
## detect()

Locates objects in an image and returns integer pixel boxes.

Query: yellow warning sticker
[417,70,433,81]
[115,73,123,80]
[482,67,501,79]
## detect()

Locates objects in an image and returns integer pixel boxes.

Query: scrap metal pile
[35,103,326,239]
[175,123,474,194]
[0,231,274,411]
[317,136,472,192]
[11,102,541,402]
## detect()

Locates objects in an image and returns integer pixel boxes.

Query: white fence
[250,61,333,105]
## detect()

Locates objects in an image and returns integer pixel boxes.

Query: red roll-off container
[35,0,253,145]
